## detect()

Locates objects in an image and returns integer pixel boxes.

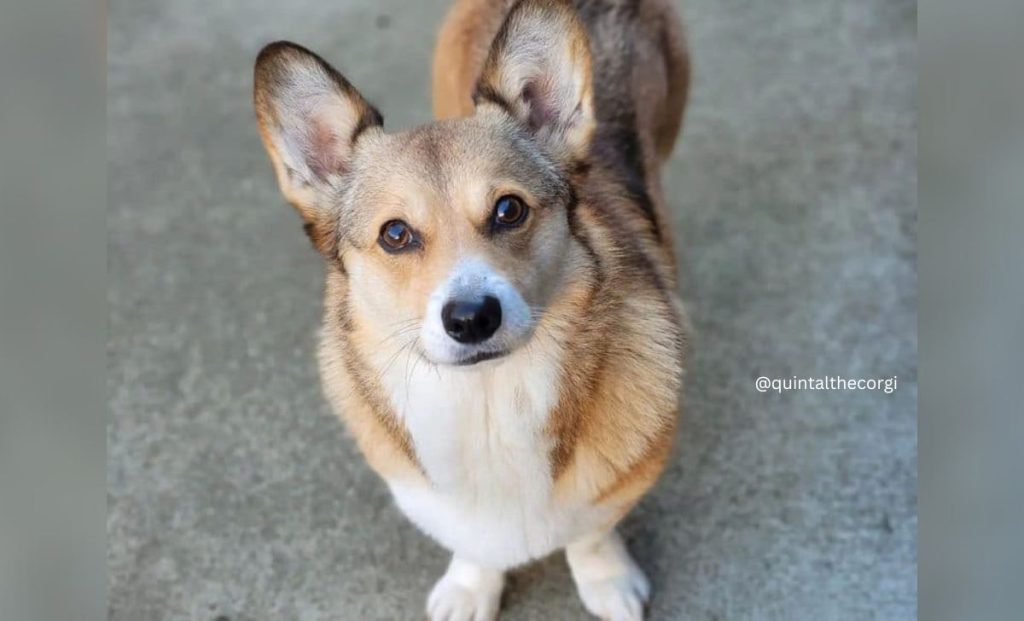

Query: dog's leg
[427,555,504,621]
[566,529,651,621]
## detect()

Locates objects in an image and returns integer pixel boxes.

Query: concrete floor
[107,0,917,619]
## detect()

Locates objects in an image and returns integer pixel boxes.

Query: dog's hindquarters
[637,0,689,163]
[433,0,689,276]
[432,0,515,120]
[432,0,689,169]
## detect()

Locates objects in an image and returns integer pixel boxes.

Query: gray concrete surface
[107,0,917,619]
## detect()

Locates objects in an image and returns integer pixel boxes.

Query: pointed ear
[253,41,382,248]
[474,0,594,163]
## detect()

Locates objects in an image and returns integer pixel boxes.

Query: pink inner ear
[304,119,344,179]
[522,78,559,132]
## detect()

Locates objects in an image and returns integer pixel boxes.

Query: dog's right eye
[491,195,529,231]
[379,220,415,252]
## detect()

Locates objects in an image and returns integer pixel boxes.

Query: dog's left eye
[379,219,415,252]
[493,195,529,229]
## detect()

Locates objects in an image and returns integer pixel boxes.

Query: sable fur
[253,1,690,617]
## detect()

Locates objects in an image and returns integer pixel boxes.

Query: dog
[253,0,689,618]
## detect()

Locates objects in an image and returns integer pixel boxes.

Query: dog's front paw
[567,530,651,621]
[427,557,504,621]
[573,569,650,621]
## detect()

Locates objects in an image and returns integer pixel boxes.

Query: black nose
[442,296,502,344]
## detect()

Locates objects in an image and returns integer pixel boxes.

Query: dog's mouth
[450,349,510,366]
[414,342,514,368]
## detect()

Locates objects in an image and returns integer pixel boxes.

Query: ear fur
[474,0,595,163]
[253,41,383,254]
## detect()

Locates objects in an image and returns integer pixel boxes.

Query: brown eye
[493,195,528,228]
[379,219,414,252]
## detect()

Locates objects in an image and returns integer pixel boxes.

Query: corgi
[253,0,689,618]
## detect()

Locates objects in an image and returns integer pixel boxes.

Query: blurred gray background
[108,0,916,619]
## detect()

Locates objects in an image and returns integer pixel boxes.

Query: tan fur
[431,0,691,514]
[433,0,518,120]
[435,0,689,275]
[253,0,691,608]
[319,271,426,481]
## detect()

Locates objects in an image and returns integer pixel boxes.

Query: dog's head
[253,1,593,366]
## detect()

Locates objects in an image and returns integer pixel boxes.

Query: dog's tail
[653,4,690,163]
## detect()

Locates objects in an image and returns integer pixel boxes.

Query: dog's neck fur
[363,274,622,567]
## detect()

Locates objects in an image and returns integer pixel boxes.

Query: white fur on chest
[377,348,608,569]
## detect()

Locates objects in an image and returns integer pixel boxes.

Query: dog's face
[254,1,593,366]
[337,118,576,366]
